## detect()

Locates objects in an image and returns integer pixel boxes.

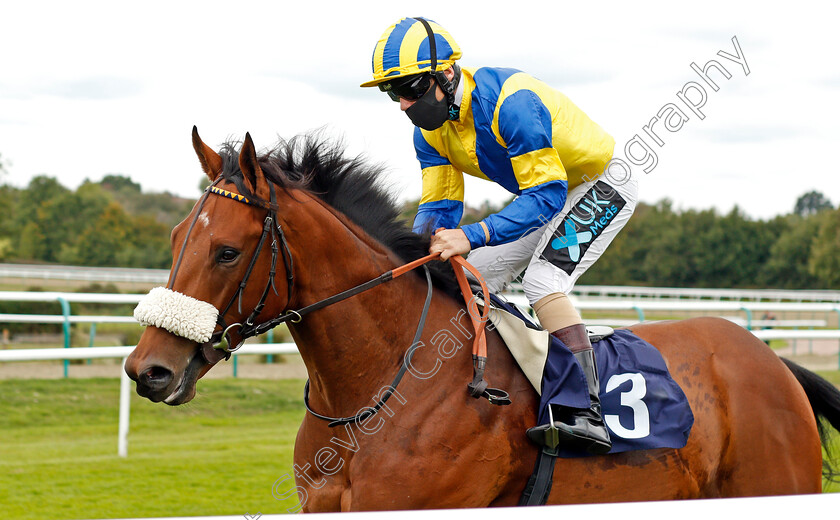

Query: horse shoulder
[343,325,538,509]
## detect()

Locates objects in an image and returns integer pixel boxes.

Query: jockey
[361,17,638,455]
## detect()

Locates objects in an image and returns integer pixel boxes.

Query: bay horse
[125,128,840,511]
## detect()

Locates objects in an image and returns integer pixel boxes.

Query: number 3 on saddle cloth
[486,295,694,458]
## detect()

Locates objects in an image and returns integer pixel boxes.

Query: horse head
[124,127,294,404]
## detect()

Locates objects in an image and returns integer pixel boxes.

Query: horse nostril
[140,365,173,391]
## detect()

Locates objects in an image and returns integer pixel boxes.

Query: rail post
[740,306,753,331]
[119,356,131,457]
[632,305,645,323]
[266,329,274,364]
[87,323,96,364]
[57,296,71,378]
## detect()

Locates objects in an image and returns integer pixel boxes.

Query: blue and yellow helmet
[360,17,461,88]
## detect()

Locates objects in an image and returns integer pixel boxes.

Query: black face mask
[405,80,450,131]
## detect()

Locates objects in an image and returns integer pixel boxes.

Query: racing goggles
[379,73,433,102]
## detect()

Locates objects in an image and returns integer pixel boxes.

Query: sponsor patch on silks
[488,296,694,458]
[541,180,626,275]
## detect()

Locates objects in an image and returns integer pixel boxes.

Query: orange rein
[392,253,489,361]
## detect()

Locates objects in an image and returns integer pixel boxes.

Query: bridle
[207,182,294,348]
[168,178,295,356]
[166,177,510,426]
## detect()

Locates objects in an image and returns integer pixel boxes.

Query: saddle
[482,294,694,505]
[485,293,693,456]
[483,294,613,395]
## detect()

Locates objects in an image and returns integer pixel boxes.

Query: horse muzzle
[125,358,177,403]
[125,326,214,405]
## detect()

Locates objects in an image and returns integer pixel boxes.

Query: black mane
[217,133,458,297]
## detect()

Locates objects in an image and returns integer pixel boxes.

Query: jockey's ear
[238,132,269,199]
[191,126,223,182]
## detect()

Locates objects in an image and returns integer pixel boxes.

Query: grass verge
[0,378,306,519]
[2,375,838,519]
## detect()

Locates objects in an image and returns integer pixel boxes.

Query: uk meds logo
[542,180,626,274]
[551,220,593,263]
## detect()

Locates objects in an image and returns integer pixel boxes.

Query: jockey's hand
[430,228,471,261]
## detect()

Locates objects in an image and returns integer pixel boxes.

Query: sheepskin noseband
[134,287,219,343]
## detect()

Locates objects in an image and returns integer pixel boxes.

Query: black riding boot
[526,324,612,455]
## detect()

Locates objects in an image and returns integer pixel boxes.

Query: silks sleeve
[412,128,465,235]
[461,180,567,248]
[462,87,569,248]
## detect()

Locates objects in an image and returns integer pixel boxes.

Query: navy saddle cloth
[488,295,694,458]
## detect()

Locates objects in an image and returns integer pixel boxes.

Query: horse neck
[278,191,434,415]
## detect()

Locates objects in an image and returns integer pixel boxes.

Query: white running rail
[3,328,840,457]
[0,343,298,457]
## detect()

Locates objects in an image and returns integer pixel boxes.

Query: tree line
[578,194,839,289]
[0,173,837,290]
[0,175,192,269]
[405,190,839,290]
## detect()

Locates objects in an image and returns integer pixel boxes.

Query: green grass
[0,378,306,519]
[817,370,840,386]
[816,371,840,492]
[2,376,839,519]
[823,432,840,493]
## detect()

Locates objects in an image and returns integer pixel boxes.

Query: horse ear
[238,132,268,197]
[192,126,223,181]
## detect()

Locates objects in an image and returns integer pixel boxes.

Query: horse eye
[216,247,240,263]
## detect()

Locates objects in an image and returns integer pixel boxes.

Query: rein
[300,253,512,426]
[303,264,434,427]
[173,182,510,422]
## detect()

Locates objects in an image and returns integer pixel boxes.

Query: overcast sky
[1,0,838,220]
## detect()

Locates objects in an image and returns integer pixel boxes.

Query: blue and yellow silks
[412,67,615,249]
